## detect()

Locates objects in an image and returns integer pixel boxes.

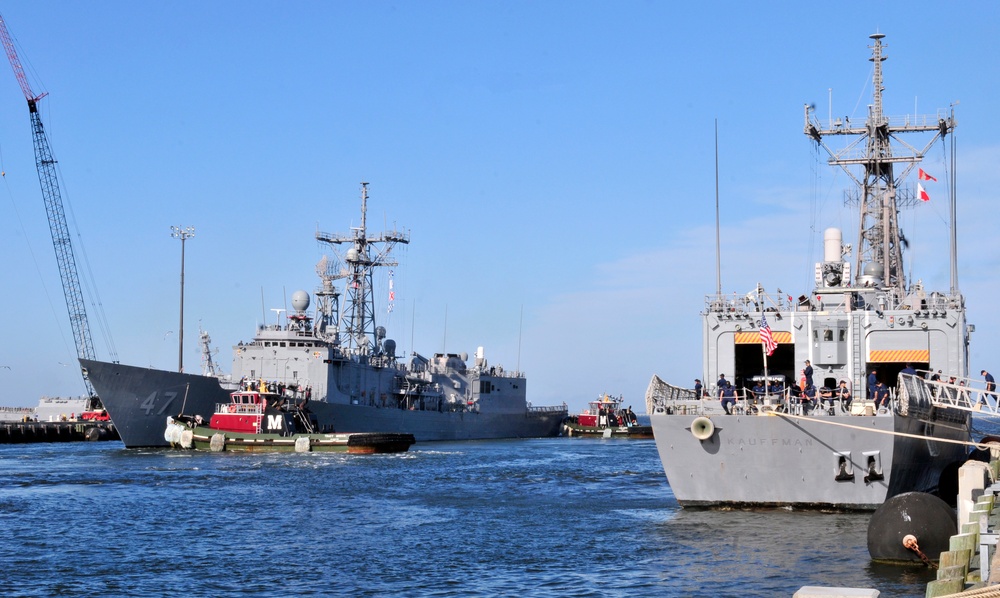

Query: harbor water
[4,424,998,597]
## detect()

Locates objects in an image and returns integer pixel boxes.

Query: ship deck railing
[900,372,1000,418]
[215,403,264,416]
[703,285,962,317]
[527,403,568,414]
[646,374,896,417]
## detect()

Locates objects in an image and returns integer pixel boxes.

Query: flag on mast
[760,314,777,356]
[387,269,395,313]
[917,182,930,202]
[918,168,937,182]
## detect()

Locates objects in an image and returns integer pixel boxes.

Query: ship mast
[804,33,956,295]
[316,182,410,357]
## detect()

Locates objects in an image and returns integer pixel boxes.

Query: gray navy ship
[82,183,567,448]
[645,34,974,510]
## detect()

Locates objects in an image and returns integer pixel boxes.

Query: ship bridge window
[839,330,847,342]
[824,330,833,341]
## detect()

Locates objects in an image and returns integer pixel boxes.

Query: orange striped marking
[868,349,929,363]
[734,331,791,344]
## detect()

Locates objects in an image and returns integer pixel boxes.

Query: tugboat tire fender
[690,416,715,441]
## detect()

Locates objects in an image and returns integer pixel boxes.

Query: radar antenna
[804,33,956,294]
[315,182,409,356]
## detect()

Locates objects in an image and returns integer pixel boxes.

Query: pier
[0,420,119,443]
[924,443,1000,596]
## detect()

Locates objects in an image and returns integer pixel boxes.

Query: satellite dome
[291,290,310,312]
[346,248,359,262]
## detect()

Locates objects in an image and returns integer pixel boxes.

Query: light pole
[171,226,195,373]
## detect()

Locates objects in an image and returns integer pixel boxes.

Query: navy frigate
[645,34,974,510]
[82,183,567,448]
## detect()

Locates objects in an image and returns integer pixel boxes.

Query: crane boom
[0,13,97,395]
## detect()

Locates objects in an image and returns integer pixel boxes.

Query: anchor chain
[902,534,937,569]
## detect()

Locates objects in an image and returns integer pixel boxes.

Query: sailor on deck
[720,383,736,415]
[836,380,852,413]
[983,370,996,405]
[873,380,890,410]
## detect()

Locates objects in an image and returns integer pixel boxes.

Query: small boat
[562,394,652,438]
[165,389,414,453]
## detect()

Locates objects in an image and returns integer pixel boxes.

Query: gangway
[898,373,999,417]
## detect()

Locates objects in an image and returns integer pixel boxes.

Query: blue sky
[0,2,997,413]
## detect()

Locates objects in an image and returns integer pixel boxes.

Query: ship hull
[82,359,564,448]
[650,411,968,510]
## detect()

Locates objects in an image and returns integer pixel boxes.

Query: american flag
[760,314,777,356]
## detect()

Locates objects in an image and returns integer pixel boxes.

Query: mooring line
[768,411,991,450]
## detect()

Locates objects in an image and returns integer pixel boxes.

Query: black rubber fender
[867,491,956,563]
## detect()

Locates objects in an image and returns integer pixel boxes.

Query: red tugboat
[79,397,111,422]
[165,387,414,453]
[562,394,652,438]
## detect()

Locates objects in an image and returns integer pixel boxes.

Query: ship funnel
[823,228,843,263]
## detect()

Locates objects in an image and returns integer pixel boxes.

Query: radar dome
[863,263,885,278]
[383,339,396,358]
[346,248,359,262]
[859,262,885,287]
[291,290,310,312]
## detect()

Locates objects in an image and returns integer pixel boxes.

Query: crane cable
[0,144,80,372]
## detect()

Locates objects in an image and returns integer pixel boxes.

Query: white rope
[934,584,1000,597]
[769,411,991,450]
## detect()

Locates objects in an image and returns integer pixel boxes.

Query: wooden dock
[924,444,1000,596]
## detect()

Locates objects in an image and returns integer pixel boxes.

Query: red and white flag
[917,182,930,202]
[918,168,937,182]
